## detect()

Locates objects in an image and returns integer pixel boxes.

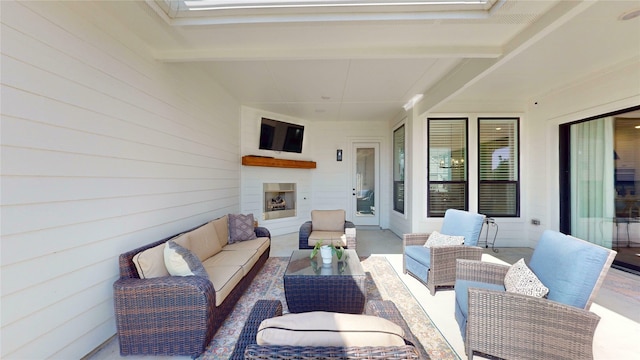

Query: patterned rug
[197,255,459,359]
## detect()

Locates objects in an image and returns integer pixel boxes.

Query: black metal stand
[481,217,499,253]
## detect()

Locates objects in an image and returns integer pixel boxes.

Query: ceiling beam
[415,0,594,114]
[154,46,503,62]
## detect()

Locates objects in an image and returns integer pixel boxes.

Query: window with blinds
[427,118,468,217]
[393,125,405,214]
[478,118,520,217]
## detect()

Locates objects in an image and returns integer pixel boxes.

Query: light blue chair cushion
[454,280,505,339]
[529,230,612,309]
[439,209,485,246]
[404,246,431,281]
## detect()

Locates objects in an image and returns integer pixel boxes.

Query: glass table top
[284,249,364,277]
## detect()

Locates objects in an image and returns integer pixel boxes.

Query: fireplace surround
[264,183,296,220]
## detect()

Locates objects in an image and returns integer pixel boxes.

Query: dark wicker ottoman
[284,249,366,314]
[230,299,424,360]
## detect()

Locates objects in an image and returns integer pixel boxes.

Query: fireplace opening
[264,183,296,220]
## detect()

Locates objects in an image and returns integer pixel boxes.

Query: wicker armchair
[454,230,617,360]
[231,300,424,360]
[403,209,485,295]
[299,209,356,250]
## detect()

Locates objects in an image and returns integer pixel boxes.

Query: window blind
[427,118,468,217]
[478,118,519,217]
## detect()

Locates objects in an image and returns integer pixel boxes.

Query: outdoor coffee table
[284,249,366,314]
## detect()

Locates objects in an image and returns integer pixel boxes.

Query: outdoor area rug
[197,255,459,359]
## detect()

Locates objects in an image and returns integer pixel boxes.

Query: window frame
[427,117,469,217]
[477,117,521,217]
[393,124,406,214]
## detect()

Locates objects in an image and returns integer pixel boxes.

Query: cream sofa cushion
[308,232,347,247]
[202,264,243,306]
[257,312,406,347]
[311,210,345,231]
[186,220,222,262]
[204,249,259,276]
[212,215,230,248]
[223,237,270,254]
[133,242,169,279]
[132,234,190,279]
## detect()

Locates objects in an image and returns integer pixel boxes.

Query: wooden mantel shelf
[242,155,316,169]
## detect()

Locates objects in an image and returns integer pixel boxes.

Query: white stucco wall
[240,106,390,236]
[525,57,640,247]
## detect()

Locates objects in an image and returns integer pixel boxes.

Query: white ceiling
[98,0,640,121]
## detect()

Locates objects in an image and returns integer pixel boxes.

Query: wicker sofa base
[231,300,424,360]
[113,221,271,357]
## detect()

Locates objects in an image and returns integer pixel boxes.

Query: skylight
[149,0,502,25]
[183,1,494,12]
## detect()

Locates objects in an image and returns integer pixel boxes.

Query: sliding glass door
[560,106,640,273]
[569,117,615,248]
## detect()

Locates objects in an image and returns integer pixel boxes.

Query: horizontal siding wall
[1,1,240,359]
[526,57,640,246]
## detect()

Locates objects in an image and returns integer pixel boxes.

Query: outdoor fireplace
[263,183,296,220]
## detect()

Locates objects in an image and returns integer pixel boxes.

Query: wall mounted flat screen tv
[259,117,304,153]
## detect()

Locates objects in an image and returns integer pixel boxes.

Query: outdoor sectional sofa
[113,214,270,357]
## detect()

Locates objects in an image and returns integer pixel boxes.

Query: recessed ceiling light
[321,96,331,100]
[635,125,640,129]
[619,8,640,21]
[495,127,502,131]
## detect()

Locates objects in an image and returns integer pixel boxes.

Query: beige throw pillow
[257,311,406,347]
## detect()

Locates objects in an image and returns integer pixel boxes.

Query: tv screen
[259,118,304,153]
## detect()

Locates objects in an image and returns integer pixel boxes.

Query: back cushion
[257,311,406,347]
[439,209,485,246]
[186,221,222,262]
[529,230,611,309]
[132,234,190,279]
[132,242,169,279]
[311,210,345,231]
[212,215,230,248]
